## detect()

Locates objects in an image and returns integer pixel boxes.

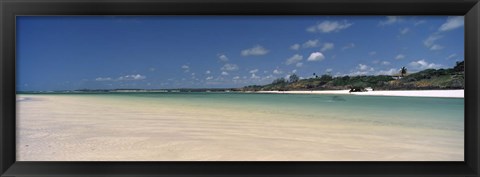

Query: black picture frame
[1,0,479,176]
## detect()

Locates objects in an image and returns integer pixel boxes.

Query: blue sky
[17,16,464,91]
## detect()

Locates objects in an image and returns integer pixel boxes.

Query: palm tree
[400,67,407,77]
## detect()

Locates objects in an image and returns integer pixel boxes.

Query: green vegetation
[242,61,465,91]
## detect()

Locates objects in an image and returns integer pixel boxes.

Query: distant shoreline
[255,89,464,98]
[17,89,465,98]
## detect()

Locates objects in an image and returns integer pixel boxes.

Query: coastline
[255,89,464,98]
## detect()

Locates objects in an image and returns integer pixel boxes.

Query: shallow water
[21,92,464,131]
[16,93,464,161]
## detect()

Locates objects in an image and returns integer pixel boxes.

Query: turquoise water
[20,93,464,131]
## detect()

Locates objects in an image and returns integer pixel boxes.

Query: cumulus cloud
[321,42,334,52]
[358,64,373,71]
[181,65,190,72]
[290,43,300,50]
[218,54,229,62]
[205,70,211,74]
[395,54,405,60]
[379,16,401,26]
[325,68,333,73]
[221,64,239,71]
[221,71,229,76]
[249,69,259,74]
[439,16,464,32]
[349,64,375,76]
[302,39,319,48]
[118,74,146,81]
[296,62,303,67]
[381,61,391,65]
[250,73,260,79]
[307,20,352,33]
[233,76,240,80]
[241,45,269,56]
[95,77,112,81]
[273,69,283,75]
[206,76,214,80]
[307,52,325,62]
[376,68,399,75]
[408,59,443,70]
[285,54,303,65]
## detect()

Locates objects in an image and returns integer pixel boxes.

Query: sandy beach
[257,89,464,98]
[16,94,464,161]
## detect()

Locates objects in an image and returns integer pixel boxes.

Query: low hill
[242,61,464,91]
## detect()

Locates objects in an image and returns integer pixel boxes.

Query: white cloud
[149,68,156,72]
[205,70,211,74]
[424,34,443,47]
[381,61,391,65]
[307,52,325,62]
[349,64,375,76]
[292,69,297,73]
[296,62,303,67]
[233,76,240,80]
[221,71,229,76]
[273,69,283,75]
[206,76,214,80]
[218,54,229,62]
[241,45,269,56]
[249,69,259,74]
[358,64,372,71]
[307,20,352,33]
[95,77,112,81]
[414,20,426,26]
[325,68,333,73]
[290,43,300,50]
[439,16,464,32]
[250,73,260,79]
[285,54,303,65]
[221,63,239,71]
[408,59,443,70]
[181,65,190,72]
[430,44,444,51]
[400,28,410,35]
[395,54,405,60]
[447,53,458,60]
[342,43,355,50]
[118,74,146,81]
[321,42,334,52]
[302,39,319,48]
[379,16,401,26]
[376,68,398,75]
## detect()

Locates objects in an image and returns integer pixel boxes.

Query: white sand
[17,95,463,161]
[257,89,464,98]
